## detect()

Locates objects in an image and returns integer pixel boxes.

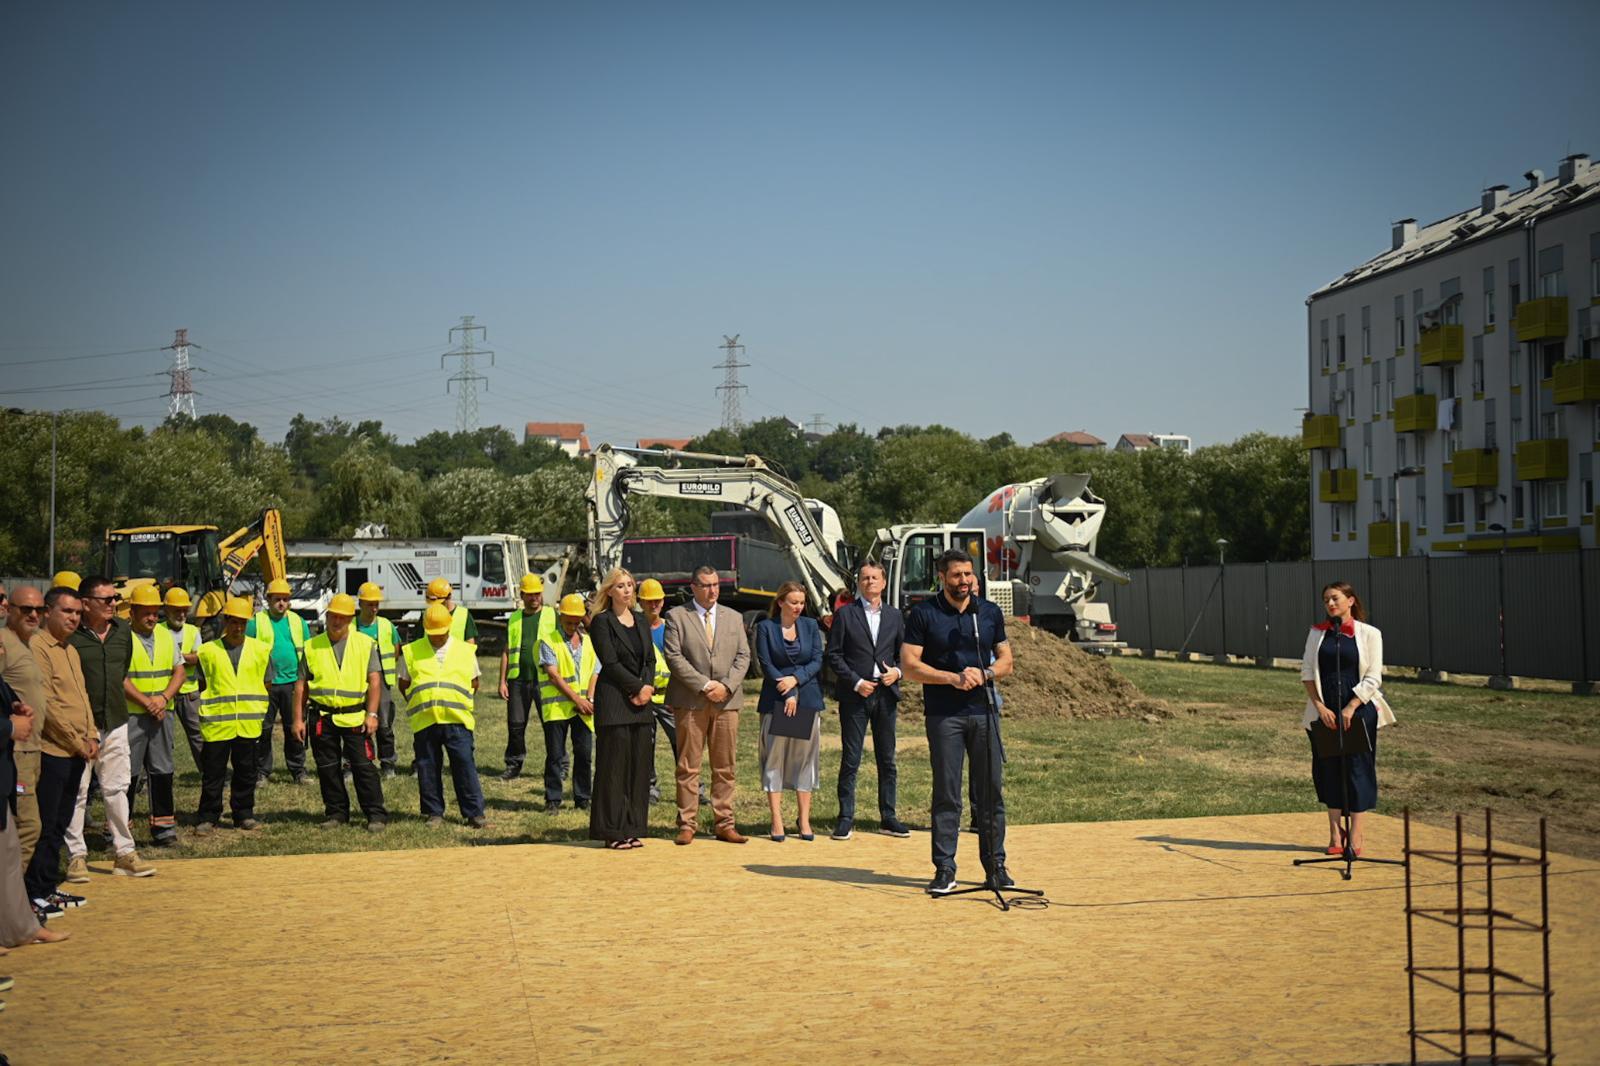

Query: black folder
[1310,718,1372,758]
[768,706,819,740]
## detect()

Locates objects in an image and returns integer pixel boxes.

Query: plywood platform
[8,813,1597,1064]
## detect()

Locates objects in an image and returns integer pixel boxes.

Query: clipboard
[768,705,818,740]
[1310,718,1372,758]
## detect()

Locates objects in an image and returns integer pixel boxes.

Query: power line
[0,346,165,369]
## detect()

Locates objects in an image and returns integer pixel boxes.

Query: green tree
[811,423,878,481]
[0,409,134,573]
[310,438,424,537]
[285,415,395,480]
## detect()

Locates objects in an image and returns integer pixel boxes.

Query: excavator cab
[105,508,285,621]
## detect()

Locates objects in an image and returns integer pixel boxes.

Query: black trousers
[310,708,387,823]
[175,692,205,768]
[374,691,398,770]
[24,753,84,901]
[836,689,899,823]
[590,721,652,841]
[542,717,592,806]
[926,713,1006,876]
[504,680,541,772]
[197,737,259,825]
[257,682,306,778]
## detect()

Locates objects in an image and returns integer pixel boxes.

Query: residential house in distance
[525,421,592,458]
[1115,432,1193,455]
[1040,430,1106,451]
[636,437,692,451]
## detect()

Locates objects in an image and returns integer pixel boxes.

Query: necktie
[702,609,714,646]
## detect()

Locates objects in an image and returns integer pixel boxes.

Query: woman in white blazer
[1300,581,1394,855]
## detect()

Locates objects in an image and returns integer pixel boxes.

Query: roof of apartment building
[1041,430,1105,447]
[1310,154,1599,300]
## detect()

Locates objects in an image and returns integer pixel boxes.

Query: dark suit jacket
[825,599,903,703]
[754,616,824,715]
[588,610,657,729]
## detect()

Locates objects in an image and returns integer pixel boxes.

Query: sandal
[627,838,644,849]
[606,839,630,851]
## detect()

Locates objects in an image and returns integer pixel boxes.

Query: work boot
[192,822,217,837]
[237,818,263,831]
[113,851,156,878]
[64,856,90,884]
[499,767,520,782]
[318,817,346,830]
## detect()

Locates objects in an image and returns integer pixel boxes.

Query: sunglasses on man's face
[84,594,121,604]
[11,604,44,616]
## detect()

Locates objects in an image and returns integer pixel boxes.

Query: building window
[1363,423,1373,475]
[1512,484,1525,520]
[1413,288,1425,345]
[1372,374,1382,416]
[1542,342,1563,381]
[1591,232,1600,298]
[1386,360,1396,411]
[1320,318,1329,370]
[1417,487,1428,527]
[1361,305,1372,358]
[1446,492,1465,525]
[1444,430,1458,462]
[1543,480,1567,519]
[1345,369,1355,419]
[1472,335,1485,393]
[1442,366,1457,400]
[1397,437,1408,468]
[1337,314,1347,365]
[1538,245,1565,298]
[1484,266,1496,326]
[1418,436,1428,466]
[1394,294,1406,351]
[1441,278,1461,325]
[1510,347,1522,386]
[1373,478,1387,521]
[1332,504,1343,534]
[1509,257,1522,311]
[1581,453,1595,515]
[1540,409,1564,439]
[1485,398,1497,450]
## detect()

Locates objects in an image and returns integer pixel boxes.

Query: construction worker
[51,571,81,592]
[354,583,401,778]
[398,603,485,828]
[163,587,204,768]
[497,573,558,782]
[424,577,477,644]
[294,594,386,831]
[193,598,271,833]
[538,594,596,814]
[245,577,309,786]
[123,585,185,846]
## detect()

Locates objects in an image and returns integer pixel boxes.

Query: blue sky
[3,0,1597,450]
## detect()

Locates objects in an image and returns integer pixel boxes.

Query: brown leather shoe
[715,827,748,844]
[674,826,696,846]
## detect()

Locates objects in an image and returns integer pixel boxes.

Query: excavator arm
[219,507,287,585]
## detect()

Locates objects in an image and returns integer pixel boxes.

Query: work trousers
[257,682,306,779]
[197,736,258,826]
[836,689,900,824]
[174,692,205,768]
[674,705,739,833]
[0,819,41,947]
[13,749,40,868]
[926,713,1006,876]
[374,691,398,771]
[414,723,484,819]
[504,679,540,773]
[126,712,176,838]
[66,723,135,860]
[541,717,590,806]
[23,753,85,902]
[310,707,387,824]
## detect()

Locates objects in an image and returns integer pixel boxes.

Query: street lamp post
[1487,522,1513,690]
[1214,538,1229,664]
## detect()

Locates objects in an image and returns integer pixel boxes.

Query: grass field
[84,656,1600,864]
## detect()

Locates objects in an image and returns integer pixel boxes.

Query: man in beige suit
[664,565,751,845]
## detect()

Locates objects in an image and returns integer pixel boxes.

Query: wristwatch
[983,668,994,682]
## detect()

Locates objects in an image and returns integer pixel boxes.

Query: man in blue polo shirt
[902,548,1014,895]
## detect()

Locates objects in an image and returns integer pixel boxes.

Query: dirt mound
[897,624,1170,722]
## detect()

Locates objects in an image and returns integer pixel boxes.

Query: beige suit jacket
[663,603,750,711]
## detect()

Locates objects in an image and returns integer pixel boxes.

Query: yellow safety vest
[505,606,558,680]
[360,615,398,688]
[196,637,272,741]
[402,637,478,732]
[303,630,378,729]
[450,605,469,641]
[125,628,178,715]
[650,640,668,706]
[171,623,201,695]
[253,610,308,653]
[538,632,597,732]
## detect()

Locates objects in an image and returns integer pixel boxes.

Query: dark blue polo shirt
[904,592,1008,717]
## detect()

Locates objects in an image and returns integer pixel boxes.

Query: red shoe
[1325,844,1344,855]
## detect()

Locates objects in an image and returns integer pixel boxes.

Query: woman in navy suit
[754,581,824,841]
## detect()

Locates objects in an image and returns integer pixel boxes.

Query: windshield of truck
[482,542,506,585]
[506,539,528,582]
[111,534,175,581]
[465,543,480,578]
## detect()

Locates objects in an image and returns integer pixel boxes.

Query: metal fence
[1099,549,1600,685]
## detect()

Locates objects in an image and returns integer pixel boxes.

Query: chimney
[1480,184,1508,214]
[1391,218,1417,250]
[1524,168,1544,190]
[1558,153,1591,184]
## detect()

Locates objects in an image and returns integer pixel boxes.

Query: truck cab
[874,526,991,611]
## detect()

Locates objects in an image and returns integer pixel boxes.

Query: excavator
[104,507,287,621]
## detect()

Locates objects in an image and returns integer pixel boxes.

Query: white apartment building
[1306,153,1599,560]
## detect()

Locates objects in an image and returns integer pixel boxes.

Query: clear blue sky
[3,0,1597,450]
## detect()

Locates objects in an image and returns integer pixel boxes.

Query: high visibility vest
[360,615,398,687]
[450,605,469,641]
[126,628,178,715]
[196,637,272,741]
[650,641,669,706]
[402,637,478,732]
[253,610,308,653]
[505,606,558,680]
[303,630,378,729]
[537,632,597,732]
[171,623,201,694]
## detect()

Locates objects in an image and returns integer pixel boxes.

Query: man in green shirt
[496,573,556,782]
[354,583,401,777]
[245,578,310,786]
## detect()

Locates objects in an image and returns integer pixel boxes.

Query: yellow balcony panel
[1301,414,1340,450]
[1393,393,1438,433]
[1418,323,1464,366]
[1514,296,1568,342]
[1450,448,1499,488]
[1552,359,1600,404]
[1367,521,1411,558]
[1319,468,1359,503]
[1513,438,1569,481]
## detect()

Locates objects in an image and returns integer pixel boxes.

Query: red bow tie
[1315,619,1356,636]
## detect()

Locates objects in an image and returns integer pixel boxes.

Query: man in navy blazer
[824,561,911,839]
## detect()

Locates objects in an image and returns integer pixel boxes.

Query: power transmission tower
[443,315,494,433]
[715,334,748,430]
[164,328,198,419]
[805,413,829,436]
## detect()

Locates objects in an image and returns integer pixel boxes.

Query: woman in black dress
[586,569,657,850]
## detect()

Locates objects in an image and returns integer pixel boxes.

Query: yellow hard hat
[423,602,453,635]
[326,593,357,617]
[128,585,162,608]
[164,587,192,609]
[518,573,544,594]
[558,593,587,618]
[266,578,292,596]
[638,578,665,601]
[426,577,452,601]
[222,597,254,621]
[357,581,383,603]
[52,570,81,591]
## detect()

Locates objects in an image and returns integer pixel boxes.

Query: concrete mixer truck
[957,474,1131,644]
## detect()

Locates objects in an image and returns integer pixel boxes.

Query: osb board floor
[7,812,1596,1065]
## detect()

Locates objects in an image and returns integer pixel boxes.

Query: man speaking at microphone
[901,548,1014,895]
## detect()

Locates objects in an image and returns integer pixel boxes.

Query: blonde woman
[586,569,656,849]
[754,582,824,841]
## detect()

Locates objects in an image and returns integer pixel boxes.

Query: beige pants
[674,706,739,833]
[0,817,42,946]
[65,723,135,859]
[14,748,40,867]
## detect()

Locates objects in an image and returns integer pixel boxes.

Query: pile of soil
[897,624,1170,722]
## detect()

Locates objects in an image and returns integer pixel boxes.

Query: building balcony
[1368,521,1411,558]
[1514,296,1568,342]
[1393,393,1438,433]
[1301,414,1340,450]
[1417,324,1464,366]
[1552,359,1600,404]
[1450,448,1499,488]
[1513,438,1569,481]
[1319,468,1359,503]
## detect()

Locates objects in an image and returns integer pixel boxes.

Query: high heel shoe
[770,832,786,842]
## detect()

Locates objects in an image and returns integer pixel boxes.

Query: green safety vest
[125,628,178,716]
[651,641,669,705]
[361,615,398,687]
[196,637,272,741]
[303,630,378,729]
[402,637,478,732]
[171,623,201,695]
[253,610,308,653]
[538,631,597,732]
[505,606,559,680]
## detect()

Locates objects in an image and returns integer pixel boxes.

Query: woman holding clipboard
[1300,581,1395,856]
[754,582,824,842]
